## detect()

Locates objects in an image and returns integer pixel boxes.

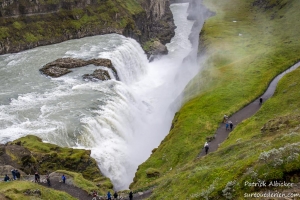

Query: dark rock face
[123,0,176,58]
[40,57,119,81]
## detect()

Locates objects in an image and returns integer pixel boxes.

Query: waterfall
[99,37,149,84]
[0,3,197,190]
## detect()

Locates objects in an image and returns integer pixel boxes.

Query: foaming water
[0,3,197,190]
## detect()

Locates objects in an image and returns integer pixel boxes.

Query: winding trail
[198,61,300,157]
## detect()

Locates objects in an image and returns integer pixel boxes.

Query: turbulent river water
[0,3,198,190]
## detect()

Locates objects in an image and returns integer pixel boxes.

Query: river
[0,3,198,190]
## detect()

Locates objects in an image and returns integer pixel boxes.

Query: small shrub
[145,168,160,178]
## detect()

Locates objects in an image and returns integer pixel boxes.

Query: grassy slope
[0,181,76,200]
[130,0,300,199]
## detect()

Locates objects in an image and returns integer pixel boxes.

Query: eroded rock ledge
[40,57,119,81]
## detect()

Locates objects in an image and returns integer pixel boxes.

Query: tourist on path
[113,191,118,199]
[62,174,66,183]
[129,191,133,200]
[4,174,10,182]
[107,191,112,200]
[223,114,228,123]
[11,169,16,180]
[225,121,229,130]
[92,190,98,198]
[204,142,209,154]
[34,172,40,183]
[229,121,233,130]
[15,170,20,180]
[46,175,51,186]
[259,97,263,104]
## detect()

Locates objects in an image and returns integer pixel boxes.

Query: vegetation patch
[0,181,75,200]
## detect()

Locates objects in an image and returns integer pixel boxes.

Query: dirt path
[198,61,300,157]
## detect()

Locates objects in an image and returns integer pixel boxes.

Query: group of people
[223,114,233,131]
[3,169,21,182]
[203,114,236,155]
[105,190,133,200]
[34,172,65,187]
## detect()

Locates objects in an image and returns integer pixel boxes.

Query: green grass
[130,0,300,198]
[56,170,113,195]
[0,181,76,200]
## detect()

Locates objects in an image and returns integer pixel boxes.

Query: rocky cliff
[0,0,175,57]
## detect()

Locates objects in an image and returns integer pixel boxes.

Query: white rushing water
[0,3,197,189]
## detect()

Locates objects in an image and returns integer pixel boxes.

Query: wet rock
[40,57,119,80]
[148,41,168,62]
[83,69,111,81]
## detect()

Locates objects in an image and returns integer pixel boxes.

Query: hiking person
[11,169,16,180]
[204,142,209,154]
[223,114,228,123]
[229,121,233,130]
[129,191,133,200]
[34,172,40,183]
[259,97,263,104]
[113,191,118,199]
[62,174,66,183]
[4,174,10,182]
[15,170,20,179]
[225,121,229,130]
[107,191,112,200]
[46,175,51,186]
[92,190,97,198]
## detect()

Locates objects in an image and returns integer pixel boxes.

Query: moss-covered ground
[130,0,300,199]
[0,181,76,200]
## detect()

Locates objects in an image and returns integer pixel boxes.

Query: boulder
[83,69,111,81]
[40,57,119,80]
[148,40,168,62]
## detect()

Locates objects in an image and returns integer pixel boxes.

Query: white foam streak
[99,37,148,84]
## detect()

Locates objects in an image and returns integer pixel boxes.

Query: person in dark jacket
[34,172,40,183]
[113,191,118,199]
[46,175,51,186]
[129,191,133,200]
[204,142,209,155]
[229,121,233,130]
[4,174,10,182]
[259,97,263,104]
[15,170,21,179]
[11,169,16,180]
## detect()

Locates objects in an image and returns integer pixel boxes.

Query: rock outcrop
[124,0,176,59]
[83,69,111,81]
[0,135,106,182]
[40,57,119,80]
